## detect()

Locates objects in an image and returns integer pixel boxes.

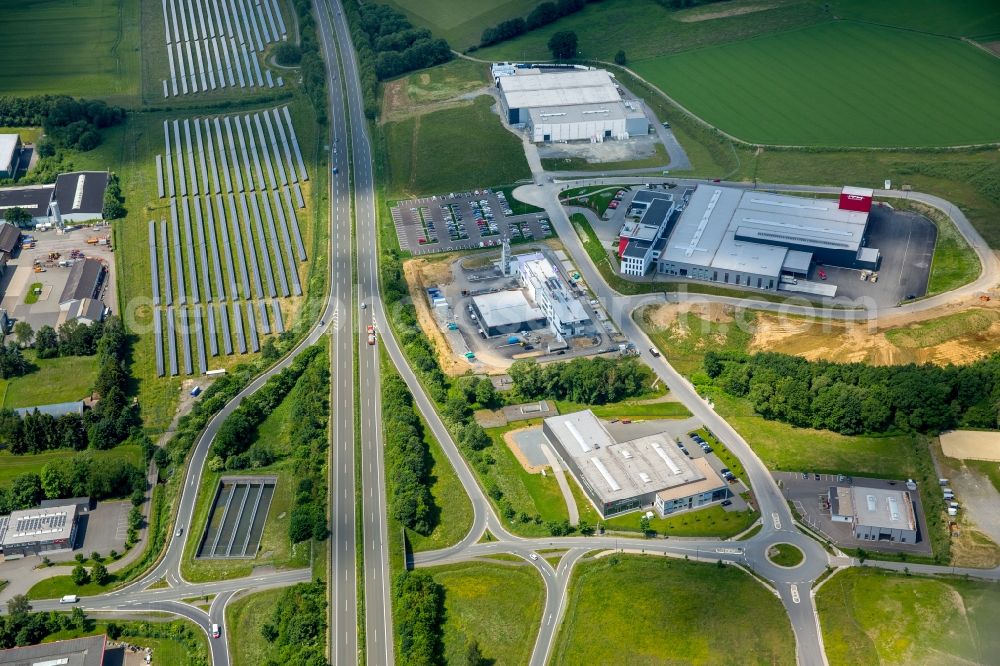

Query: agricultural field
[554,555,795,666]
[383,95,531,200]
[817,568,1000,665]
[0,0,141,104]
[380,59,490,123]
[633,22,1000,147]
[430,561,544,666]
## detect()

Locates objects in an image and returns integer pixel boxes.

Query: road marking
[790,584,800,604]
[715,547,742,555]
[772,512,781,530]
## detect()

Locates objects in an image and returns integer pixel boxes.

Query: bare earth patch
[504,426,547,474]
[940,431,1000,462]
[675,2,775,23]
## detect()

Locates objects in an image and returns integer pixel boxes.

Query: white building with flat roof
[516,253,592,338]
[470,290,546,337]
[0,503,79,557]
[0,134,22,178]
[542,410,729,517]
[828,485,918,543]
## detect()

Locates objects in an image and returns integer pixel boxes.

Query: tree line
[383,371,436,535]
[0,453,145,515]
[0,596,93,649]
[286,347,330,544]
[342,3,452,117]
[289,0,328,125]
[704,350,1000,435]
[394,571,445,666]
[477,0,603,49]
[0,95,125,153]
[259,581,327,666]
[508,356,652,405]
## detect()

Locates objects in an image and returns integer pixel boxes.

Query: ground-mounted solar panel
[237,192,264,299]
[282,106,308,181]
[170,201,187,305]
[243,115,266,191]
[223,116,244,192]
[206,301,219,356]
[214,118,233,193]
[226,193,251,298]
[160,221,173,306]
[194,307,208,373]
[167,306,179,375]
[246,302,260,352]
[282,185,307,261]
[271,298,284,333]
[270,189,300,295]
[194,118,210,193]
[154,308,165,377]
[292,182,305,209]
[181,197,200,303]
[232,301,247,353]
[192,197,213,302]
[219,302,233,354]
[261,110,287,187]
[204,119,221,194]
[248,193,277,298]
[149,220,161,306]
[271,107,297,184]
[258,300,270,335]
[259,192,289,297]
[204,194,226,301]
[184,119,198,195]
[156,154,165,198]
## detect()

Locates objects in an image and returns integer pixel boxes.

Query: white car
[360,302,367,310]
[529,553,538,561]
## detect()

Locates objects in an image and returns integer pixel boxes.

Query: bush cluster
[508,356,651,404]
[287,349,330,543]
[393,571,445,665]
[705,350,1000,435]
[0,596,93,648]
[259,581,327,665]
[290,0,328,124]
[0,95,124,152]
[102,173,125,220]
[383,372,436,535]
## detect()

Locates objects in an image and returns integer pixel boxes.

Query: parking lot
[196,476,276,559]
[775,471,933,555]
[0,225,116,330]
[808,204,936,307]
[391,189,554,255]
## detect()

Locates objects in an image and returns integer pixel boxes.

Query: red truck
[367,324,376,346]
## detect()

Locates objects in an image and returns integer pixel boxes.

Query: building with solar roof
[0,503,79,557]
[542,410,729,518]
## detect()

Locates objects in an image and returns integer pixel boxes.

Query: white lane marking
[772,512,781,530]
[790,584,800,604]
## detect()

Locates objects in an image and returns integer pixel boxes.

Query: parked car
[721,499,732,507]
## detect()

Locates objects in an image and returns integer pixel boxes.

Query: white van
[60,595,79,604]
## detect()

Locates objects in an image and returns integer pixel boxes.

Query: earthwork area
[940,431,1000,462]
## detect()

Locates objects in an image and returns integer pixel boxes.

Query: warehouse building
[496,67,648,142]
[517,252,593,337]
[828,485,918,543]
[0,503,79,557]
[542,410,729,518]
[0,134,23,179]
[0,171,110,228]
[470,290,547,337]
[647,185,879,290]
[0,635,106,666]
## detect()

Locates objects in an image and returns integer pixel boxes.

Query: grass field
[554,555,795,666]
[632,22,1000,147]
[604,503,757,537]
[767,543,804,567]
[383,0,540,52]
[24,283,43,305]
[384,95,531,199]
[884,309,1000,349]
[830,0,1000,38]
[817,568,1000,665]
[0,353,99,409]
[541,142,669,172]
[0,0,140,104]
[430,561,544,666]
[227,588,284,666]
[0,444,142,488]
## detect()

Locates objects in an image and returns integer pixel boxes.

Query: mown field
[0,444,143,487]
[0,0,141,104]
[382,0,540,52]
[633,21,1000,147]
[817,568,1000,665]
[554,555,795,666]
[384,95,531,199]
[0,353,99,408]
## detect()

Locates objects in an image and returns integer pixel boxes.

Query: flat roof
[0,184,54,216]
[851,486,916,531]
[1,504,77,547]
[829,486,854,518]
[663,185,870,274]
[631,189,674,206]
[620,220,660,243]
[0,635,105,666]
[656,457,727,503]
[782,249,813,273]
[472,290,544,329]
[0,134,19,169]
[842,185,874,197]
[622,240,651,259]
[528,102,627,125]
[501,70,620,109]
[518,255,590,325]
[53,171,108,216]
[544,411,711,505]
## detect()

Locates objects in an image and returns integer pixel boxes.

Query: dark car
[802,472,809,479]
[814,473,821,481]
[721,499,732,507]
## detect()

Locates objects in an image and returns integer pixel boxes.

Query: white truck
[60,595,79,604]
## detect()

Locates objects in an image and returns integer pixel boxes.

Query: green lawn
[383,0,541,51]
[830,0,1000,38]
[226,588,284,666]
[0,0,141,104]
[24,282,43,305]
[604,503,757,538]
[885,309,1000,349]
[1,353,99,408]
[767,543,804,567]
[554,555,795,666]
[0,444,142,488]
[817,568,1000,665]
[384,95,531,199]
[430,561,544,666]
[922,202,982,295]
[633,22,1000,147]
[965,459,1000,495]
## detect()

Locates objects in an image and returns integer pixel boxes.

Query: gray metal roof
[528,102,627,125]
[1,503,78,547]
[0,134,19,171]
[544,410,711,505]
[500,70,620,109]
[630,189,674,206]
[782,250,813,273]
[472,290,544,329]
[622,240,651,259]
[851,486,916,531]
[0,222,22,254]
[59,258,105,304]
[0,634,105,666]
[0,185,54,218]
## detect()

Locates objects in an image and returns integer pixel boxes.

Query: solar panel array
[160,0,286,97]
[149,107,309,376]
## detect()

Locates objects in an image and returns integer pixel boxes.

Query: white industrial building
[828,485,918,543]
[495,66,648,143]
[0,171,110,227]
[618,192,677,277]
[470,290,546,337]
[542,410,729,518]
[0,134,23,178]
[516,252,593,338]
[0,503,79,557]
